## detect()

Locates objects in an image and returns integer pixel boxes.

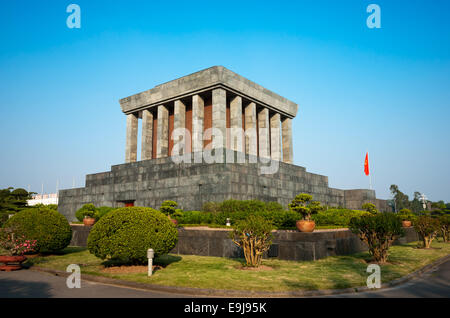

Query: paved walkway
[324,258,450,298]
[0,270,188,298]
[1,259,449,298]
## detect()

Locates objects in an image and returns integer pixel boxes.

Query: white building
[27,193,59,206]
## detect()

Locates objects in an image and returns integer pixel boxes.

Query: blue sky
[0,0,449,202]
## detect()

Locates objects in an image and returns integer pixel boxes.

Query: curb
[29,254,450,298]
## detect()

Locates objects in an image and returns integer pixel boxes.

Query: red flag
[364,152,370,176]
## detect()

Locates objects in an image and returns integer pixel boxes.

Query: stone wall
[70,225,419,262]
[59,149,389,222]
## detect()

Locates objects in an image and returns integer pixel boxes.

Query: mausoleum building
[59,66,388,221]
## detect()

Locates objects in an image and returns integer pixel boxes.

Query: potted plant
[0,228,37,271]
[160,200,180,225]
[398,208,413,227]
[83,214,96,226]
[289,193,323,232]
[76,203,97,226]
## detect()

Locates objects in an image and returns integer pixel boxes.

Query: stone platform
[69,225,418,261]
[59,149,388,222]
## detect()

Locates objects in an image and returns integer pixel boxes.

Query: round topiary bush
[87,207,178,264]
[75,203,97,222]
[4,206,72,253]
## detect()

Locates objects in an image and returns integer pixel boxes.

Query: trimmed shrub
[265,201,284,213]
[229,215,274,267]
[175,211,214,224]
[4,206,72,253]
[0,211,9,227]
[160,200,178,217]
[362,203,378,214]
[312,209,370,227]
[46,204,58,211]
[75,203,97,222]
[210,199,286,228]
[87,207,178,264]
[202,202,220,213]
[95,206,114,220]
[349,213,404,264]
[219,199,266,214]
[439,215,450,243]
[288,194,323,221]
[414,216,440,248]
[397,209,416,222]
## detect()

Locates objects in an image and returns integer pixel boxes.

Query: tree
[410,192,423,213]
[229,215,273,267]
[160,200,180,218]
[349,213,404,264]
[439,215,450,243]
[0,187,34,226]
[414,216,440,248]
[362,203,378,214]
[389,185,410,212]
[288,194,323,221]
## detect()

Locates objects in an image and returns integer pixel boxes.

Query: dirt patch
[361,259,400,266]
[414,246,442,250]
[24,254,41,259]
[238,265,273,271]
[101,265,163,274]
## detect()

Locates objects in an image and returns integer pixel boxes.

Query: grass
[26,240,450,292]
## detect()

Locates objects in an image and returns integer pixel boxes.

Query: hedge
[87,207,178,264]
[4,206,72,253]
[175,200,372,229]
[312,209,371,227]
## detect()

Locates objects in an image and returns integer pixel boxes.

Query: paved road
[325,259,450,298]
[1,259,449,298]
[0,270,188,298]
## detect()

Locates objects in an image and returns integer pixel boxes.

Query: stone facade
[69,225,418,261]
[59,149,388,222]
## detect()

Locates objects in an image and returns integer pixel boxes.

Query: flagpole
[366,150,372,190]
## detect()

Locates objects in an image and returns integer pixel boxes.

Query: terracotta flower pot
[169,218,178,226]
[296,220,316,232]
[83,217,96,226]
[0,255,27,271]
[402,220,412,227]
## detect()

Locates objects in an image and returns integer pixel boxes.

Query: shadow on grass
[22,246,88,268]
[102,254,183,268]
[46,246,87,255]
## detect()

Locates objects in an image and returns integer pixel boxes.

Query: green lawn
[178,224,345,230]
[26,240,450,292]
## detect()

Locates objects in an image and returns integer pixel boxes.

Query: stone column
[282,117,293,164]
[141,109,153,161]
[270,113,281,161]
[125,113,138,163]
[229,95,243,152]
[244,102,257,156]
[174,100,186,154]
[258,108,270,158]
[212,88,226,149]
[192,95,204,153]
[156,105,169,158]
